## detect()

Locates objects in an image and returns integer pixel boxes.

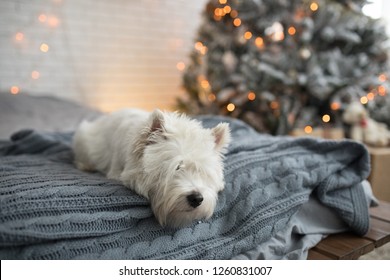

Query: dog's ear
[150,109,165,133]
[146,109,166,145]
[212,123,231,152]
[133,110,165,158]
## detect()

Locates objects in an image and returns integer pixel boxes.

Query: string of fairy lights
[8,1,62,95]
[179,0,388,134]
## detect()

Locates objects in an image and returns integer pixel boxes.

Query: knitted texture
[0,116,370,259]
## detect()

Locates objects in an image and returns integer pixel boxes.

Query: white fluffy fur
[72,109,231,227]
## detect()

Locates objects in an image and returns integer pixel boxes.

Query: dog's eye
[176,161,184,171]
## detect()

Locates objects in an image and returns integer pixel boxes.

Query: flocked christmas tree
[178,0,390,135]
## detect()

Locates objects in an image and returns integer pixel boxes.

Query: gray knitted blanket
[0,116,370,259]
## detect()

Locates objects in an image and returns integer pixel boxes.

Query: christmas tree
[178,0,390,135]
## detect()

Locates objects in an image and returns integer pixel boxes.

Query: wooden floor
[308,201,390,260]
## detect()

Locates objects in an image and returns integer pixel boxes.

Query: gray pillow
[0,93,101,139]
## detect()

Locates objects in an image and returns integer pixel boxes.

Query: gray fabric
[234,181,376,260]
[233,195,349,260]
[0,116,370,259]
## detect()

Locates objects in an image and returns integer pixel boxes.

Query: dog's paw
[75,161,94,172]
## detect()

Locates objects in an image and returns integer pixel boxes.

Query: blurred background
[0,0,388,113]
[0,0,208,112]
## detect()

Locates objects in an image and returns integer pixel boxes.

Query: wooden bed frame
[308,200,390,259]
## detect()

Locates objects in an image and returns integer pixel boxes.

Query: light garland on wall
[9,1,62,95]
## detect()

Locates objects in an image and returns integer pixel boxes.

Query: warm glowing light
[379,74,387,82]
[310,2,319,11]
[270,101,279,110]
[244,31,252,40]
[195,42,207,54]
[233,18,241,27]
[195,42,203,50]
[40,43,49,52]
[227,103,235,112]
[378,85,386,96]
[367,92,375,100]
[38,14,47,22]
[208,94,216,102]
[322,114,330,123]
[288,26,296,35]
[255,37,264,48]
[274,32,284,41]
[304,125,313,134]
[247,92,256,101]
[176,62,185,71]
[219,0,227,4]
[230,10,238,18]
[214,8,224,17]
[47,16,59,27]
[15,32,24,41]
[223,5,231,14]
[330,102,341,110]
[201,80,210,89]
[360,96,368,104]
[31,70,40,79]
[10,86,20,95]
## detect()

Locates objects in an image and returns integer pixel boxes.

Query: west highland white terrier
[72,109,231,227]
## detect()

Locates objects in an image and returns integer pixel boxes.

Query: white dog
[72,109,231,228]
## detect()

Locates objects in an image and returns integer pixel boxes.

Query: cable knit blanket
[0,116,370,259]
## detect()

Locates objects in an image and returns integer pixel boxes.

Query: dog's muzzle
[186,192,203,208]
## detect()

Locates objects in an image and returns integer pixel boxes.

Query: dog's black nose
[187,193,203,208]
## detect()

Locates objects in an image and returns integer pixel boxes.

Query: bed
[0,93,377,259]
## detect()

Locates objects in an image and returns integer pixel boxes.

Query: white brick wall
[0,0,207,112]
